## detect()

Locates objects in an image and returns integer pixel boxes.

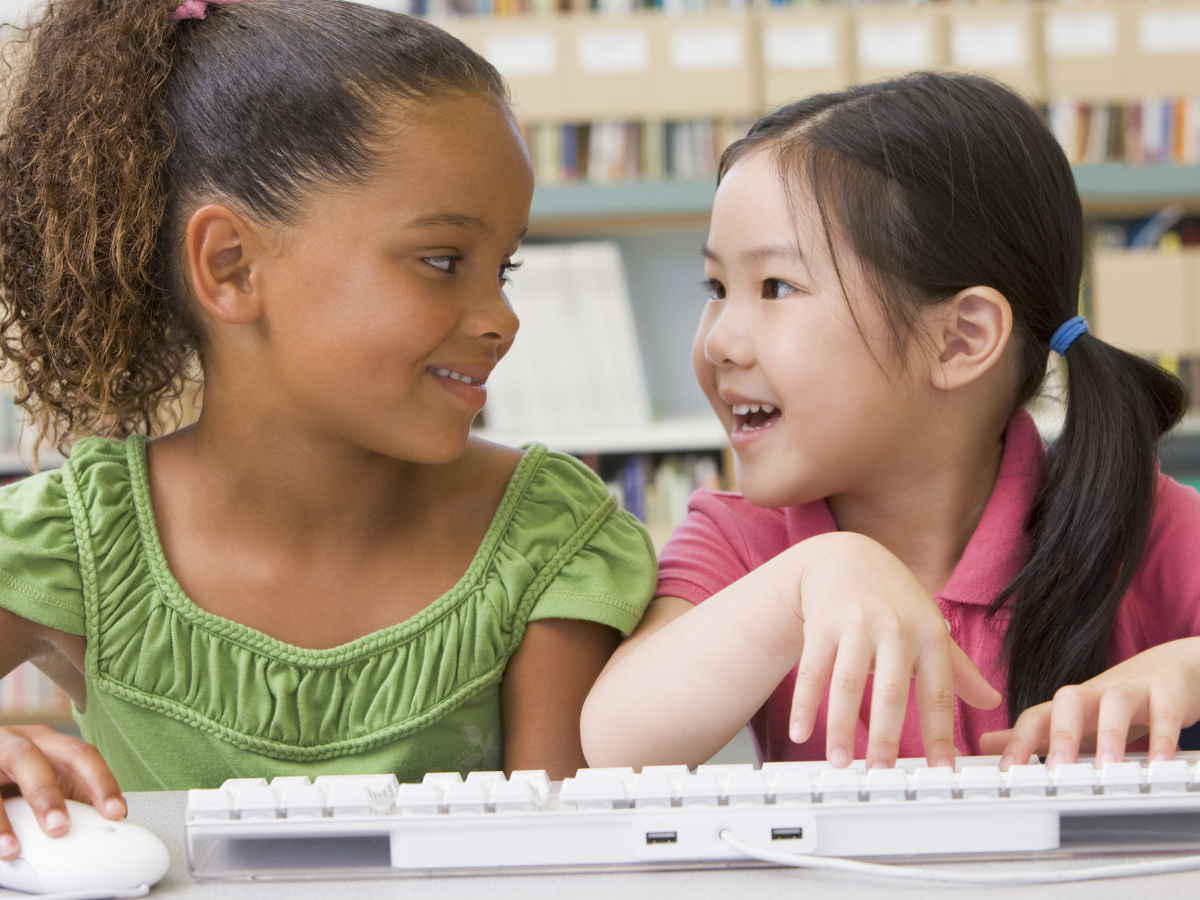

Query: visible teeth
[761,404,775,414]
[732,404,749,415]
[433,367,478,385]
[749,404,760,413]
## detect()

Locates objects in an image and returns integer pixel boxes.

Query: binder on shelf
[760,7,854,109]
[1042,1,1129,102]
[435,16,572,120]
[1128,0,1200,98]
[1092,249,1200,355]
[854,5,945,85]
[943,2,1043,101]
[571,14,657,119]
[647,11,757,118]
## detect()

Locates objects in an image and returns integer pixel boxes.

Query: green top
[0,437,656,791]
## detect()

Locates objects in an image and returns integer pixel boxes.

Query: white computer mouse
[0,796,169,895]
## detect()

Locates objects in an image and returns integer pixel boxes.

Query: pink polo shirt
[655,410,1200,762]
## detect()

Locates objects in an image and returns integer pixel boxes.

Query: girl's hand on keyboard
[0,725,125,858]
[789,533,1002,771]
[981,637,1200,769]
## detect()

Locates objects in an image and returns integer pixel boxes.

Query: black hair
[720,73,1187,721]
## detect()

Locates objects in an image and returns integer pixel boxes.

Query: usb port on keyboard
[645,831,677,845]
[771,827,804,841]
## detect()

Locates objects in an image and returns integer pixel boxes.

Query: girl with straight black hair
[583,72,1200,773]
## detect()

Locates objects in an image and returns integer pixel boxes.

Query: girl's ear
[930,286,1013,392]
[185,203,266,325]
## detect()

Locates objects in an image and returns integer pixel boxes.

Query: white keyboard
[185,753,1200,880]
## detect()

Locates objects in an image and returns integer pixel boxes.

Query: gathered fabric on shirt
[656,410,1200,762]
[0,437,656,790]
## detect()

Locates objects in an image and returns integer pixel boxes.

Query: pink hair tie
[171,0,236,23]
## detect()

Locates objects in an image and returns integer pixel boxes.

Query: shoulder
[656,490,794,605]
[0,435,133,636]
[500,444,656,637]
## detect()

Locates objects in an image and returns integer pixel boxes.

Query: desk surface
[6,792,1200,900]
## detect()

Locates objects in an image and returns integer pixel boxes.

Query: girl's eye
[704,278,726,300]
[762,278,798,300]
[423,255,460,274]
[499,259,522,285]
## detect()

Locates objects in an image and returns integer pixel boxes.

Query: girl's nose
[472,289,520,345]
[703,299,754,369]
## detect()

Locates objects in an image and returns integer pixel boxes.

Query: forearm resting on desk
[581,544,810,770]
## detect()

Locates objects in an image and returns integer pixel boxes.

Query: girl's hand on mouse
[979,637,1200,769]
[789,533,1002,770]
[0,725,125,858]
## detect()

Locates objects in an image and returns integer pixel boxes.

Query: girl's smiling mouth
[428,365,490,409]
[732,402,782,434]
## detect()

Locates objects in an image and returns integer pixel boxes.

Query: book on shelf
[1049,97,1200,166]
[481,240,653,436]
[602,451,724,550]
[0,662,71,721]
[523,117,749,184]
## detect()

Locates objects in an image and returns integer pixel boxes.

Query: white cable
[719,831,1200,885]
[20,884,149,900]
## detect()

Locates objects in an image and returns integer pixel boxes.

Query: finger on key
[0,729,69,837]
[789,634,838,744]
[1147,690,1184,762]
[865,645,912,769]
[914,640,956,768]
[1093,684,1137,765]
[999,701,1052,769]
[0,794,18,860]
[824,639,872,768]
[1045,684,1090,768]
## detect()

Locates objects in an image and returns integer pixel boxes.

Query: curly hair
[0,0,508,454]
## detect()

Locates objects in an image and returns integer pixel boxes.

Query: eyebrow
[407,213,495,234]
[701,244,806,265]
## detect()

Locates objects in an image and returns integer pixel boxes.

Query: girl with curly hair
[0,0,655,853]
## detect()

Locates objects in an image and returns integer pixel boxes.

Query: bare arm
[582,533,1000,771]
[501,617,621,780]
[0,607,124,854]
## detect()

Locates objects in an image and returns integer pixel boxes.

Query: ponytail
[994,335,1186,719]
[0,0,185,452]
[0,0,508,453]
[720,72,1189,721]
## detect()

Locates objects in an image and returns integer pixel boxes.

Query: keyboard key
[234,785,280,820]
[491,780,542,813]
[1098,761,1144,795]
[397,783,443,815]
[724,769,768,806]
[187,789,234,821]
[280,783,327,819]
[465,771,506,786]
[315,775,399,813]
[576,767,636,779]
[443,781,490,815]
[326,783,374,817]
[959,765,1002,800]
[1007,764,1050,799]
[1148,759,1191,794]
[509,770,551,801]
[912,766,955,801]
[769,768,815,805]
[819,768,861,803]
[864,767,907,802]
[422,772,464,791]
[1052,762,1096,797]
[269,776,313,791]
[630,773,675,809]
[219,777,268,794]
[678,773,721,807]
[561,776,628,810]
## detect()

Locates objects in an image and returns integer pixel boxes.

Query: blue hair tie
[1049,315,1089,355]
